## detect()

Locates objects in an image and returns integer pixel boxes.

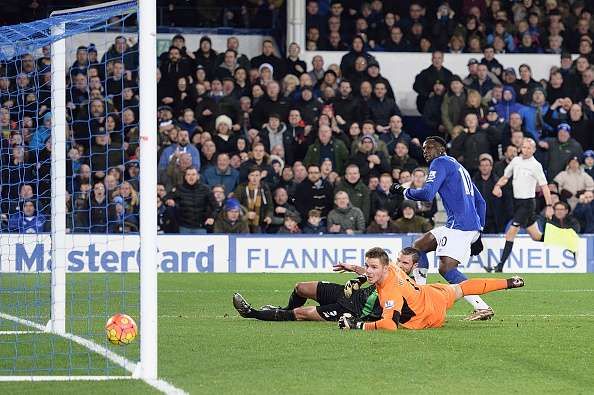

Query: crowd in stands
[0,1,283,30]
[2,0,594,236]
[306,0,594,55]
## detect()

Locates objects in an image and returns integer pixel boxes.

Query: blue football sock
[442,268,468,284]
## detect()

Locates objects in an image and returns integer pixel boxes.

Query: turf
[1,273,594,394]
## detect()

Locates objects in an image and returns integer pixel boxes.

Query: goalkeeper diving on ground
[232,247,524,330]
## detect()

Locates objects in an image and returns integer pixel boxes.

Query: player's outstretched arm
[333,263,366,276]
[404,164,446,202]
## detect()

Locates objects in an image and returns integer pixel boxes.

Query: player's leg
[435,229,495,320]
[412,231,438,285]
[293,306,325,321]
[526,222,544,242]
[314,303,349,321]
[278,281,318,310]
[233,293,296,321]
[438,256,493,320]
[491,224,520,272]
[451,276,525,300]
[494,199,535,272]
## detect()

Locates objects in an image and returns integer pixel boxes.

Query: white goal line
[0,312,187,395]
[0,376,135,382]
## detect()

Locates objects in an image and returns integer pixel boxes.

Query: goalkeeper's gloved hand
[389,183,405,197]
[344,275,367,298]
[470,233,484,256]
[338,313,364,330]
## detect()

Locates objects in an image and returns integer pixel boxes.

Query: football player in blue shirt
[392,136,494,321]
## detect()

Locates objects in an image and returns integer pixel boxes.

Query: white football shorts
[429,226,480,265]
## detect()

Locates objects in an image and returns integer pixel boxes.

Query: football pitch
[1,273,594,394]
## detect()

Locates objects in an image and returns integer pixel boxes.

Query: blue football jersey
[404,155,486,231]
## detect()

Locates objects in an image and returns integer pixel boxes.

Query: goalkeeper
[338,247,524,331]
[232,248,419,323]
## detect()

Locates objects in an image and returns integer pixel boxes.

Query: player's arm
[404,162,447,202]
[333,262,366,276]
[493,160,514,196]
[362,294,402,331]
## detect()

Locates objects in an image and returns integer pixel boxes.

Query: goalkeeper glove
[470,233,484,256]
[344,275,367,298]
[389,183,406,197]
[338,313,364,330]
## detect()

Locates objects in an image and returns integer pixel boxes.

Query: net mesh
[0,0,142,376]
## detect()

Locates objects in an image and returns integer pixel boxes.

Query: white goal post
[0,0,175,391]
[48,0,159,382]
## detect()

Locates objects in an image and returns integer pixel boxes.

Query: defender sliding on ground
[232,248,420,323]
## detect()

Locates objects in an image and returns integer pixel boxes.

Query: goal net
[0,0,158,382]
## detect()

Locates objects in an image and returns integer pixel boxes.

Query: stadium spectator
[549,201,581,233]
[366,208,399,234]
[202,153,239,194]
[370,173,401,220]
[553,156,594,210]
[394,200,433,233]
[413,51,453,113]
[348,135,390,183]
[233,166,273,233]
[301,209,326,234]
[406,168,438,224]
[495,85,525,123]
[367,81,401,128]
[340,36,374,80]
[294,164,333,220]
[268,186,297,234]
[157,186,178,234]
[213,198,249,234]
[251,39,285,80]
[327,191,366,234]
[8,200,48,233]
[303,124,349,175]
[277,211,302,234]
[441,75,467,137]
[165,167,214,234]
[573,190,594,233]
[111,195,139,233]
[450,113,501,175]
[158,128,200,171]
[473,154,508,233]
[390,141,419,173]
[538,123,583,181]
[239,142,276,185]
[334,164,371,223]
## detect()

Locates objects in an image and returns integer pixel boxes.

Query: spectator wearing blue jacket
[202,153,239,194]
[8,201,48,233]
[29,112,52,151]
[494,85,525,123]
[519,87,551,140]
[158,128,200,170]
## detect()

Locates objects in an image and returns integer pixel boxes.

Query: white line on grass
[0,312,187,395]
[0,330,44,335]
[0,376,135,381]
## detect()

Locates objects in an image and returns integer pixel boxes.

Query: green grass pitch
[1,273,594,394]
